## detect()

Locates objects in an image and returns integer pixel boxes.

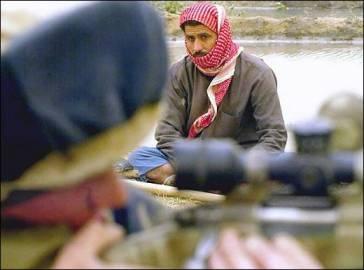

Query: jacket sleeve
[155,63,188,165]
[249,69,287,152]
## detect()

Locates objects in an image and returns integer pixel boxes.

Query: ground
[2,1,363,51]
[155,1,363,41]
[163,13,363,41]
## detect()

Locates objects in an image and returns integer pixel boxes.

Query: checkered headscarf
[180,2,243,138]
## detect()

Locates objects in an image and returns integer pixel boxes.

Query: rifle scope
[174,118,363,195]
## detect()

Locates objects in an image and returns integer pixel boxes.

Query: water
[141,41,363,151]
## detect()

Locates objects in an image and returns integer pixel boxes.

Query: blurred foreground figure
[1,1,168,268]
[319,92,363,152]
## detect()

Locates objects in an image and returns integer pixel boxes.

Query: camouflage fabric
[102,183,363,269]
[1,226,72,269]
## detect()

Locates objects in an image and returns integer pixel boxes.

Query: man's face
[184,24,217,57]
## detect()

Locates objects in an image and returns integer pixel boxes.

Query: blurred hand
[208,229,322,269]
[52,214,147,269]
[53,216,322,269]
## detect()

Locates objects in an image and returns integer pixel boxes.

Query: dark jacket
[155,52,287,164]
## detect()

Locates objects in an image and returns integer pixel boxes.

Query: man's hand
[208,229,322,269]
[52,214,147,269]
[53,216,322,269]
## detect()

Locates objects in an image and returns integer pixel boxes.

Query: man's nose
[193,40,203,52]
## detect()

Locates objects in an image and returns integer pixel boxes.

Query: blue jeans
[128,146,169,176]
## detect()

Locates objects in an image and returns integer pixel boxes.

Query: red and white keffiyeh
[180,1,243,138]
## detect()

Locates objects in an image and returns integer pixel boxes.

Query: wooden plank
[122,179,225,203]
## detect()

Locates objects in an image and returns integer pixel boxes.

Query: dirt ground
[2,1,363,52]
[152,1,363,41]
[164,12,363,41]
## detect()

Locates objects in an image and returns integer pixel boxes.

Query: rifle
[103,118,363,268]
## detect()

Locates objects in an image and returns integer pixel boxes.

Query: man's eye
[187,36,195,42]
[200,35,207,40]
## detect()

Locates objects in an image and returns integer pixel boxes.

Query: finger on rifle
[208,228,258,269]
[61,211,124,256]
[272,233,322,269]
[243,234,297,269]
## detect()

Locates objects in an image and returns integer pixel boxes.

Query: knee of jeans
[127,149,139,165]
[127,155,138,166]
[127,146,150,164]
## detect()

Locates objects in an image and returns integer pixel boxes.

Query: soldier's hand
[52,213,147,269]
[208,229,322,269]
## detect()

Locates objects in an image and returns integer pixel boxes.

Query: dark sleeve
[249,69,287,152]
[155,63,188,166]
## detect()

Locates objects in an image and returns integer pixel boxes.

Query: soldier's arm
[52,217,150,269]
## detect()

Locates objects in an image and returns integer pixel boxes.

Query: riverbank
[163,12,363,41]
[167,38,364,45]
[151,1,363,41]
[1,1,363,52]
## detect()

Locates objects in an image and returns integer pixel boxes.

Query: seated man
[1,2,169,268]
[124,1,287,185]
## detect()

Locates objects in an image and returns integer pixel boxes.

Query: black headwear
[1,1,168,186]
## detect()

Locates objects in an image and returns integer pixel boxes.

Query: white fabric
[206,47,243,121]
[215,4,225,33]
